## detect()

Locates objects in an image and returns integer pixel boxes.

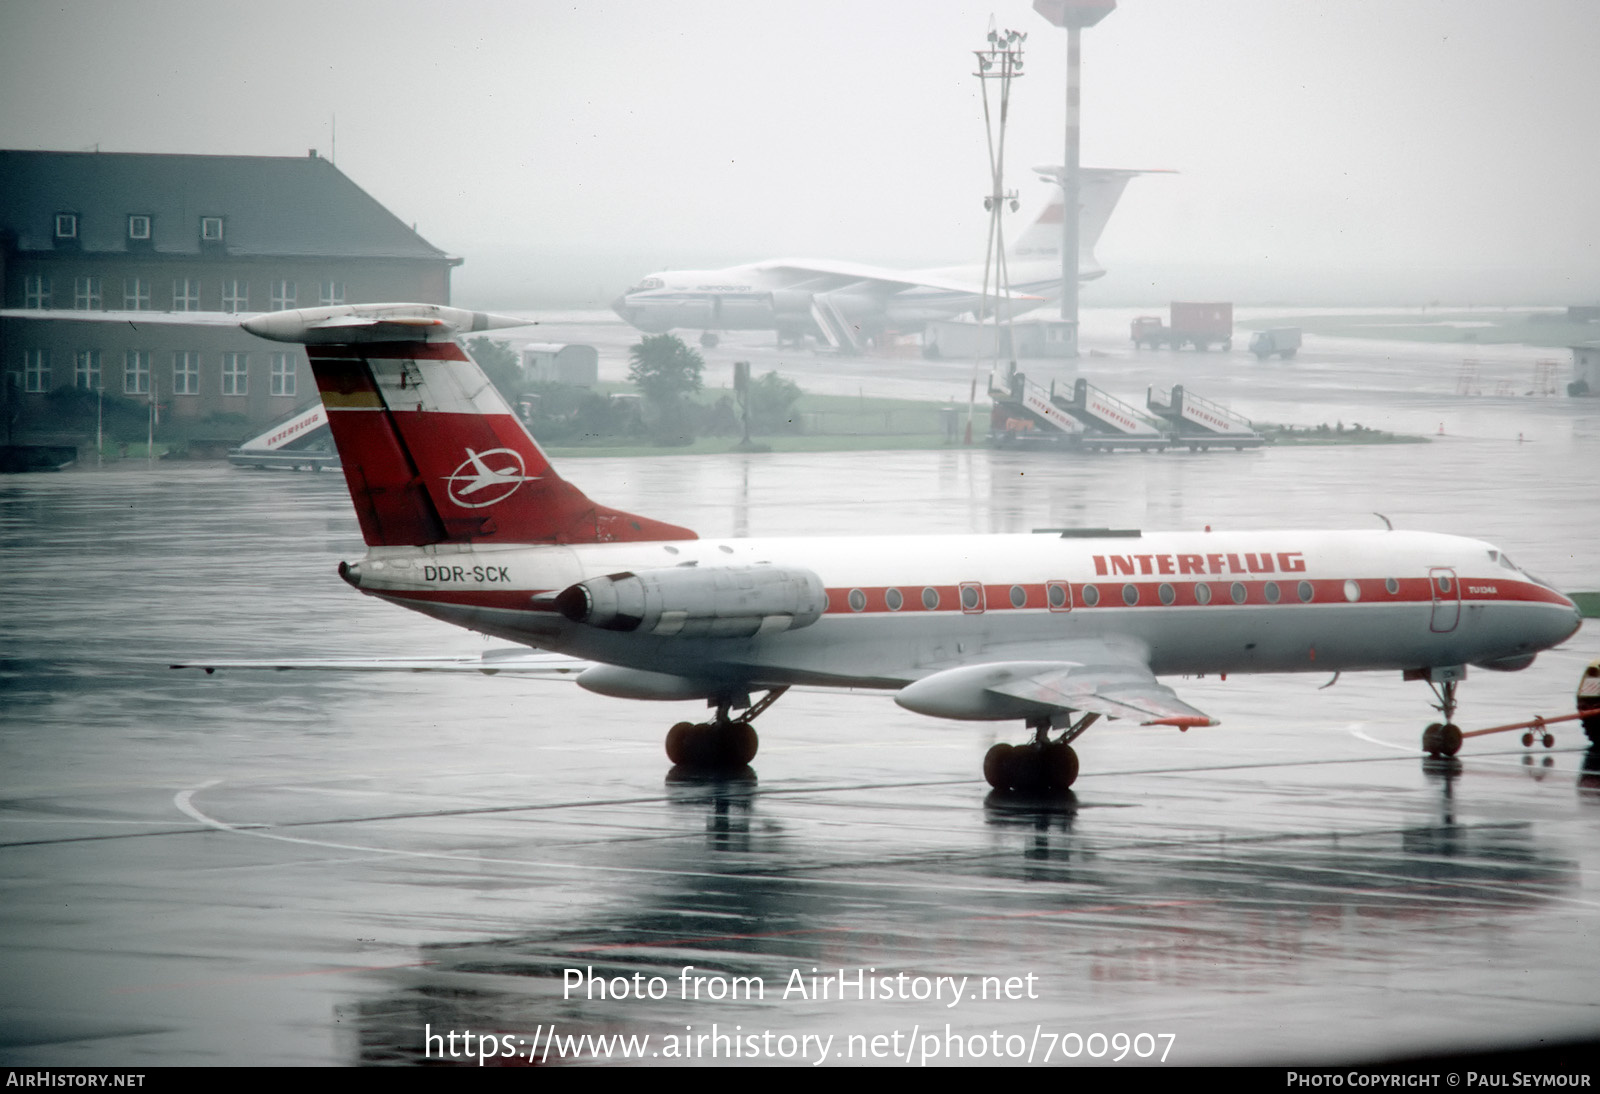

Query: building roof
[0,149,458,263]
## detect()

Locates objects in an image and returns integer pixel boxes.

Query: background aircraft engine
[768,290,814,319]
[556,565,826,639]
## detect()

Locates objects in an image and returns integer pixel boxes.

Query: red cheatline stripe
[822,578,1569,614]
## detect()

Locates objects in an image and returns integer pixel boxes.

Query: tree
[465,337,523,403]
[628,334,704,445]
[750,370,802,434]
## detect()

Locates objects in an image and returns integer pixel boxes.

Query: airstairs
[809,295,863,354]
[1146,385,1263,449]
[227,401,339,470]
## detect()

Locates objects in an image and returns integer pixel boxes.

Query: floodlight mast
[1033,0,1116,358]
[971,25,1026,440]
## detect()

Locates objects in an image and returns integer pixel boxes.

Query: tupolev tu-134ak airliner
[181,303,1581,793]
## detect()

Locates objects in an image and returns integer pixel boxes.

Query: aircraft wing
[897,636,1218,728]
[171,649,592,677]
[986,662,1216,727]
[753,258,1043,301]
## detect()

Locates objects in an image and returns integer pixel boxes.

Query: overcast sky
[3,0,1596,304]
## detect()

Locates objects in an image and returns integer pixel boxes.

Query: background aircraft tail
[244,305,697,547]
[1008,167,1169,278]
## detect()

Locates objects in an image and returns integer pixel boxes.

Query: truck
[1248,327,1301,360]
[1130,302,1233,351]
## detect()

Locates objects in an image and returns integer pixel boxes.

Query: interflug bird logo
[444,448,540,508]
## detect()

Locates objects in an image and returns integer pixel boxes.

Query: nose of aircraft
[610,295,632,323]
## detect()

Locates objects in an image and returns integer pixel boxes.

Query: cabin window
[1194,582,1212,605]
[1435,574,1452,594]
[960,585,982,611]
[1158,583,1176,605]
[1047,582,1070,610]
[1344,580,1361,602]
[1009,585,1027,608]
[921,587,940,610]
[847,589,867,612]
[1264,582,1281,604]
[1385,577,1399,595]
[1079,584,1099,607]
[1230,582,1247,604]
[885,588,903,611]
[1298,581,1314,603]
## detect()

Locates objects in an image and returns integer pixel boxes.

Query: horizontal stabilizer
[171,649,592,676]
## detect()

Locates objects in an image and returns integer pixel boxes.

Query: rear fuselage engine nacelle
[556,565,827,639]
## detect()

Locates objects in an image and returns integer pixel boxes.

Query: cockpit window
[631,277,664,292]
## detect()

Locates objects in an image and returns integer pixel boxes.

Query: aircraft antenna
[971,25,1026,444]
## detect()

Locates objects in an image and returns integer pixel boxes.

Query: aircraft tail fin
[1010,167,1168,277]
[243,304,697,547]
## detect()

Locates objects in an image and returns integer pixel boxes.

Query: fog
[2,0,1596,306]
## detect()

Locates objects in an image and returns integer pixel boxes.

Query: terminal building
[0,149,460,430]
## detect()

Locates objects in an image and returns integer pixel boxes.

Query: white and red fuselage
[340,529,1580,698]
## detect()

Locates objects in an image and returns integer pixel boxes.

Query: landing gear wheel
[1542,733,1555,749]
[984,741,1078,793]
[1522,731,1535,748]
[1422,723,1443,756]
[984,743,1015,791]
[722,721,759,766]
[1041,741,1080,790]
[1434,723,1463,757]
[665,722,696,765]
[665,721,759,770]
[1584,717,1600,746]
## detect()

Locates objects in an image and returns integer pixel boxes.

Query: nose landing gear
[1409,667,1466,758]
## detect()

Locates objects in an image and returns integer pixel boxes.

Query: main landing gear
[665,687,787,771]
[984,713,1100,794]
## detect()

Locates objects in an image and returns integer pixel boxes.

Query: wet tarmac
[2,312,1598,1066]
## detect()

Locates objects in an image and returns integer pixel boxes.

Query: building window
[55,213,78,240]
[201,216,224,241]
[128,215,151,240]
[173,278,200,312]
[23,350,49,393]
[271,280,296,311]
[74,350,102,391]
[124,351,150,395]
[124,277,150,310]
[319,280,345,306]
[74,276,101,310]
[24,275,50,309]
[173,351,200,396]
[221,352,248,396]
[221,279,248,313]
[270,353,296,397]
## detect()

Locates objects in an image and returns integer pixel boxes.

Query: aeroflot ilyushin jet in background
[191,304,1580,792]
[611,167,1156,353]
